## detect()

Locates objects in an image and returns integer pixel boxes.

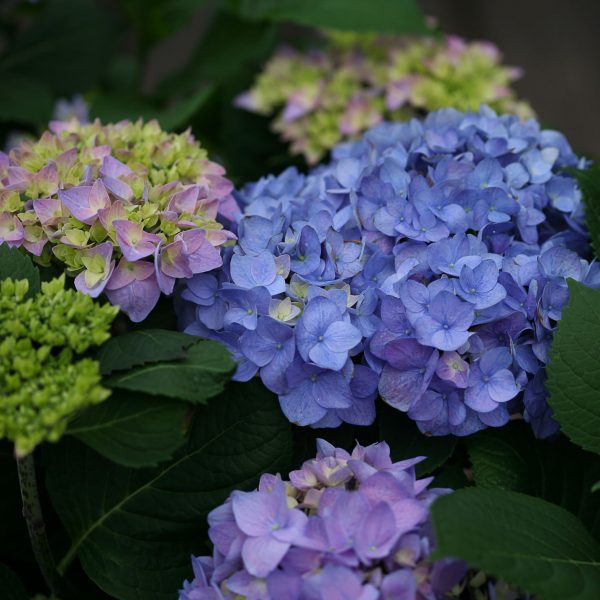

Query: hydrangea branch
[17,452,63,596]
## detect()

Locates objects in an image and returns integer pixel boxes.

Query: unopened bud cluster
[0,275,118,455]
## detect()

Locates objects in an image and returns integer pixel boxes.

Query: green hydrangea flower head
[0,119,238,322]
[235,32,533,163]
[0,275,118,456]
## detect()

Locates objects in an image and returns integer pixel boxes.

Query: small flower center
[310,374,318,383]
[246,308,254,315]
[317,335,324,342]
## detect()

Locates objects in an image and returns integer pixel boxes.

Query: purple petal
[241,535,289,578]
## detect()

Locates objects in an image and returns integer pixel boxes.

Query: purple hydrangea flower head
[178,106,593,439]
[179,440,468,599]
[0,119,237,322]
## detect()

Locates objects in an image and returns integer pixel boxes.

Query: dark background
[144,0,600,157]
[422,0,600,157]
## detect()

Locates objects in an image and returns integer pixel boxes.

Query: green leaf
[96,329,200,375]
[547,280,600,455]
[467,423,600,538]
[105,339,236,403]
[431,488,600,600]
[0,244,40,298]
[378,403,457,476]
[120,0,209,45]
[0,75,53,125]
[0,0,117,97]
[571,165,600,259]
[0,444,31,562]
[157,85,216,130]
[88,94,157,125]
[89,86,214,131]
[0,563,27,600]
[166,12,278,91]
[67,392,190,468]
[228,0,430,34]
[47,381,292,600]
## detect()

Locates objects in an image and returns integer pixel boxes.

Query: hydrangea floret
[178,106,596,438]
[236,33,532,163]
[0,119,238,321]
[179,439,466,600]
[0,275,118,455]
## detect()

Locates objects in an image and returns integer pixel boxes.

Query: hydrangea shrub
[236,33,532,163]
[0,119,238,321]
[179,439,467,600]
[0,275,118,455]
[179,106,596,438]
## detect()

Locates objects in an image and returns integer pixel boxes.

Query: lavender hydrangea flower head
[236,32,532,163]
[179,439,467,600]
[178,105,594,439]
[0,119,238,321]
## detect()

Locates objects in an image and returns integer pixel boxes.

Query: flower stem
[17,452,62,596]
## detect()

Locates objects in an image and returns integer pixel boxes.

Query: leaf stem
[17,452,63,596]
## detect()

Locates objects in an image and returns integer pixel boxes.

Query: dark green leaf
[0,75,53,125]
[88,94,157,126]
[0,0,117,97]
[0,563,27,600]
[166,12,278,91]
[431,463,470,489]
[547,280,600,455]
[47,381,292,600]
[571,165,600,259]
[378,403,457,476]
[96,329,200,375]
[157,85,216,130]
[121,0,209,45]
[432,488,600,600]
[292,422,379,466]
[0,443,31,563]
[0,244,40,298]
[467,423,600,538]
[228,0,430,34]
[68,392,190,468]
[89,86,214,131]
[105,339,236,403]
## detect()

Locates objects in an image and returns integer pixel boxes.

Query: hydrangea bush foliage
[2,4,600,600]
[0,119,237,321]
[0,275,117,455]
[179,106,596,439]
[236,33,533,163]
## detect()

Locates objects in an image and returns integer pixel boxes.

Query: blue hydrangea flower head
[178,105,594,438]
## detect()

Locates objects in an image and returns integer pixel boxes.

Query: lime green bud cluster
[235,33,533,163]
[0,276,118,455]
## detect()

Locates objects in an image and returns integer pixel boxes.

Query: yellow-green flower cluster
[0,275,118,456]
[0,119,237,322]
[235,33,533,163]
